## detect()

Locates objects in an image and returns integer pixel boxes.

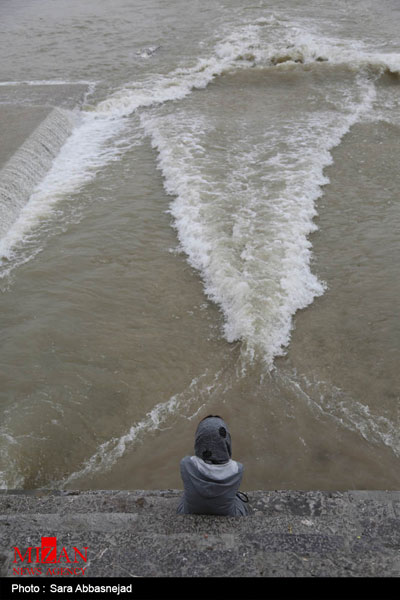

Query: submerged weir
[0,108,75,239]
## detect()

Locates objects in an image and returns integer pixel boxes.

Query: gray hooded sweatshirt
[177,416,248,516]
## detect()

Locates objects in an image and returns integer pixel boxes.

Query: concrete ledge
[1,490,400,577]
[0,84,88,169]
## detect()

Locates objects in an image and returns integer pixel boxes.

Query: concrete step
[1,490,400,577]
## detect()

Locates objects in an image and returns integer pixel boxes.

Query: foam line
[278,369,400,458]
[59,365,237,488]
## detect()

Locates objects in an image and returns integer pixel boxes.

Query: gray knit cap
[194,416,232,464]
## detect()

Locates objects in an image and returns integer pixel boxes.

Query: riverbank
[1,489,399,578]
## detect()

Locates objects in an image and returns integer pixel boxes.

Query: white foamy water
[0,110,129,269]
[0,108,76,237]
[1,19,398,356]
[1,0,400,491]
[140,69,379,366]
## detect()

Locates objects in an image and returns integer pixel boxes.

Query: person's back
[177,415,248,517]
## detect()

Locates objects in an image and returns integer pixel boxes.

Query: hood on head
[194,415,232,464]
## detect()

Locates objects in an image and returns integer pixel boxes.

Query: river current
[0,0,399,491]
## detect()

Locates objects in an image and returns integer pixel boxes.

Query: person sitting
[177,415,248,516]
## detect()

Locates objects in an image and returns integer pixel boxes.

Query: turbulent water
[0,0,399,491]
